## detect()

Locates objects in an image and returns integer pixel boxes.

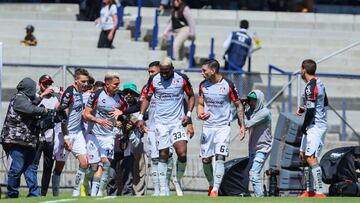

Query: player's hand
[41,87,54,98]
[239,126,245,141]
[109,108,123,118]
[187,124,194,139]
[125,122,134,131]
[182,116,190,127]
[64,139,72,151]
[296,107,305,116]
[299,151,305,162]
[197,112,210,121]
[97,118,113,128]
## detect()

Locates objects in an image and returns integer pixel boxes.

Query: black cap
[26,25,34,32]
[39,74,54,84]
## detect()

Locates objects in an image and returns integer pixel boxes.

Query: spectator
[243,90,272,197]
[21,25,37,46]
[161,0,196,60]
[34,75,62,197]
[96,0,118,48]
[223,20,252,71]
[0,77,50,198]
[159,0,170,15]
[121,82,146,196]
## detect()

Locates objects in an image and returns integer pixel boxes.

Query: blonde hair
[104,72,120,82]
[160,57,173,67]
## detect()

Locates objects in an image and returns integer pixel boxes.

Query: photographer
[243,90,272,197]
[34,75,61,196]
[0,77,51,198]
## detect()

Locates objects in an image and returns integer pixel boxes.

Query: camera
[38,108,67,132]
[265,168,280,196]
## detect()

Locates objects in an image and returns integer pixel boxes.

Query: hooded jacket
[0,77,48,148]
[245,90,273,155]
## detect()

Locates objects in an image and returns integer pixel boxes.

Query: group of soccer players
[35,57,327,198]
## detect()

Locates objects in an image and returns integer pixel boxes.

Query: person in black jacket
[331,147,360,196]
[0,77,50,198]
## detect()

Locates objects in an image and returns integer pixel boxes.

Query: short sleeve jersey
[145,72,193,124]
[100,4,117,31]
[199,77,239,127]
[303,77,328,128]
[87,89,126,137]
[60,85,84,134]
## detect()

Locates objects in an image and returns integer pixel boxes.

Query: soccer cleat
[298,191,315,198]
[314,193,326,198]
[80,184,87,197]
[209,190,218,197]
[207,186,213,196]
[172,178,183,196]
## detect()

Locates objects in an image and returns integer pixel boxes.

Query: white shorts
[200,125,231,158]
[53,131,87,161]
[300,125,327,157]
[95,135,115,160]
[155,123,188,150]
[85,133,101,164]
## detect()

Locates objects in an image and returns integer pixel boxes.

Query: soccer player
[197,59,245,197]
[297,59,328,198]
[83,73,126,196]
[53,68,90,196]
[137,57,195,196]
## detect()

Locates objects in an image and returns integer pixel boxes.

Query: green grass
[2,195,359,203]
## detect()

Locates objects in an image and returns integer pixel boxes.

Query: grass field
[2,195,359,203]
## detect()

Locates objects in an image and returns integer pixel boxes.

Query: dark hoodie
[0,77,47,148]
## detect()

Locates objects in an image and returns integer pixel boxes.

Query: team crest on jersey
[102,99,106,103]
[219,86,225,93]
[172,79,180,85]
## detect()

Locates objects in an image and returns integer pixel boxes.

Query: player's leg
[156,123,172,196]
[52,132,67,196]
[148,131,160,196]
[200,126,215,195]
[305,126,326,197]
[211,126,231,197]
[96,136,114,196]
[71,132,88,197]
[298,133,315,197]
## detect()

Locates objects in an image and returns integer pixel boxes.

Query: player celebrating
[297,59,328,198]
[83,73,126,196]
[137,57,195,196]
[54,68,90,197]
[197,59,245,197]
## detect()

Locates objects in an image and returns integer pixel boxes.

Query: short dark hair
[74,68,89,79]
[94,81,105,90]
[301,59,317,75]
[240,20,249,29]
[148,61,160,68]
[88,75,95,85]
[202,59,220,73]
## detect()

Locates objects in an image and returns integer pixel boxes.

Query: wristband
[63,135,70,140]
[186,111,192,117]
[138,114,144,121]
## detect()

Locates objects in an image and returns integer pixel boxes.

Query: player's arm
[226,79,245,140]
[137,77,154,130]
[301,81,317,135]
[58,87,73,150]
[183,74,195,114]
[197,82,210,120]
[83,90,112,128]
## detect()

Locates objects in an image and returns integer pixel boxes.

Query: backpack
[320,146,353,184]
